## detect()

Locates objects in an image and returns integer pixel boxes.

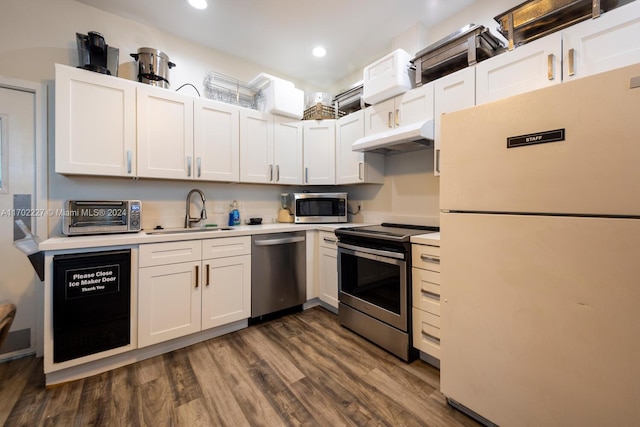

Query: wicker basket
[303,103,346,120]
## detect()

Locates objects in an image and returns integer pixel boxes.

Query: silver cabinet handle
[395,109,400,127]
[254,236,305,246]
[126,150,132,174]
[187,156,192,177]
[268,164,273,182]
[568,48,576,77]
[195,264,199,288]
[323,237,337,244]
[420,254,440,264]
[387,111,393,128]
[435,149,441,174]
[547,53,555,80]
[305,167,309,183]
[276,165,280,182]
[197,157,202,178]
[359,162,364,181]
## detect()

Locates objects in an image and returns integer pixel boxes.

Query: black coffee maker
[76,31,119,76]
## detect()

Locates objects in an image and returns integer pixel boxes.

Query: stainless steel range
[335,223,440,361]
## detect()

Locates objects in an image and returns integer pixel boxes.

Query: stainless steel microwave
[287,192,347,224]
[62,200,142,236]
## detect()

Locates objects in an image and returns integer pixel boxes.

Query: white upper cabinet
[563,1,640,81]
[336,110,384,184]
[434,67,475,176]
[239,109,274,183]
[194,99,240,182]
[55,64,137,177]
[364,83,434,135]
[137,85,194,179]
[476,32,562,105]
[273,116,303,185]
[303,120,336,185]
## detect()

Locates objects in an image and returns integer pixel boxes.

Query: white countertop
[410,232,440,245]
[39,223,363,251]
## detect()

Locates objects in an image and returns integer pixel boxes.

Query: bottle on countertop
[228,200,240,226]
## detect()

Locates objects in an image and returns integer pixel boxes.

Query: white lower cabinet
[318,231,339,310]
[138,236,251,348]
[411,242,441,362]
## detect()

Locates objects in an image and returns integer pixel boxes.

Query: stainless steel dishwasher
[251,231,306,319]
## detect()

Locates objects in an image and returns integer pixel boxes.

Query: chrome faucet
[185,188,207,228]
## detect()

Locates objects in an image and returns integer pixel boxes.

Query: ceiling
[74,0,477,89]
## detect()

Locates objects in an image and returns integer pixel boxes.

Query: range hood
[352,119,435,154]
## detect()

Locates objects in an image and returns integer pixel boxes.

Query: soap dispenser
[228,200,240,226]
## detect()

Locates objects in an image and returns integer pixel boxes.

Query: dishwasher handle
[254,236,305,246]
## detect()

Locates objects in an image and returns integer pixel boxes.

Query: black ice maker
[53,249,131,363]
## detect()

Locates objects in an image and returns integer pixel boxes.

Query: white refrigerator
[440,63,640,426]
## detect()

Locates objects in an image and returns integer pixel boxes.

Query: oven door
[337,242,408,331]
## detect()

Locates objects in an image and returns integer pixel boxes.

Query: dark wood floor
[0,307,480,426]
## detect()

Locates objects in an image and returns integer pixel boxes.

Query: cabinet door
[138,261,201,347]
[137,86,194,179]
[303,120,336,185]
[364,97,395,135]
[194,98,239,182]
[239,109,274,183]
[563,1,640,81]
[273,116,303,185]
[201,254,251,329]
[336,110,384,184]
[318,236,338,309]
[397,82,434,126]
[434,67,475,176]
[476,32,562,105]
[55,64,136,177]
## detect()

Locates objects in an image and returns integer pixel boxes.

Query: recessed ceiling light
[188,0,208,10]
[312,46,327,58]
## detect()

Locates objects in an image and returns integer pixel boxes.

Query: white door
[273,117,303,185]
[0,79,46,360]
[137,86,194,179]
[303,120,336,185]
[440,212,640,426]
[563,0,640,80]
[239,110,274,183]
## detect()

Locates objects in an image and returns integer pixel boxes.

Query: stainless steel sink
[144,226,233,235]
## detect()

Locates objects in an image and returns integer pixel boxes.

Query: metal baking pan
[495,0,619,48]
[411,24,505,86]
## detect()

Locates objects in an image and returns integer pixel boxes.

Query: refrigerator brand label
[65,264,120,299]
[507,129,565,148]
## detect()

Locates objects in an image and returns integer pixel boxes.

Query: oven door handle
[337,242,405,261]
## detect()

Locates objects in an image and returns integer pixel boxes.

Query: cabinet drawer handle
[197,157,202,178]
[387,112,393,128]
[435,149,441,174]
[395,109,400,127]
[323,237,337,244]
[422,289,440,301]
[205,264,210,287]
[126,150,132,174]
[547,53,555,80]
[421,329,441,345]
[195,264,199,288]
[305,167,309,184]
[568,48,576,77]
[420,255,440,264]
[268,164,273,182]
[358,162,363,181]
[187,156,192,177]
